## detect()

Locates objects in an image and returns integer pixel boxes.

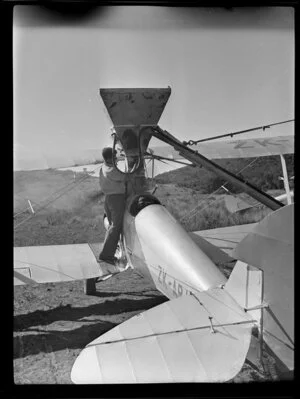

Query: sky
[13,6,294,158]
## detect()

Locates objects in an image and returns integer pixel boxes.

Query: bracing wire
[13,195,40,217]
[182,118,294,146]
[14,165,101,230]
[14,174,95,230]
[14,207,32,218]
[179,157,259,224]
[14,175,88,222]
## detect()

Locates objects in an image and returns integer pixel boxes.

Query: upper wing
[14,135,293,172]
[14,148,103,171]
[71,286,253,383]
[190,223,257,261]
[150,135,294,161]
[14,242,126,285]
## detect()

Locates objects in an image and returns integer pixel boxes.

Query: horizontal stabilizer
[14,243,124,285]
[71,287,254,383]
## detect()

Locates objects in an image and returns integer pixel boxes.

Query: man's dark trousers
[99,194,126,260]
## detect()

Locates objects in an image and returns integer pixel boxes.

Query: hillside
[155,154,294,193]
[14,170,106,246]
[13,160,284,246]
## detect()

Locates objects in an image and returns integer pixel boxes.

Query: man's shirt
[99,163,126,195]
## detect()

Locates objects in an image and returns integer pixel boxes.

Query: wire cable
[14,165,101,230]
[179,157,259,224]
[183,119,294,146]
[14,194,40,217]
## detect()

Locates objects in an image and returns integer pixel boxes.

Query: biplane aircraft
[14,88,294,383]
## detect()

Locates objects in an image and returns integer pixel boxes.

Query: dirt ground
[13,170,288,384]
[14,266,281,385]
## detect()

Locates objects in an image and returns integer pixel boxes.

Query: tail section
[224,260,263,324]
[71,287,253,383]
[233,204,294,372]
[228,205,294,372]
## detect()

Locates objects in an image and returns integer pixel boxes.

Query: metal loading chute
[100,88,171,175]
[99,87,284,210]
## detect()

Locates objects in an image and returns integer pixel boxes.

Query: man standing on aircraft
[98,147,127,266]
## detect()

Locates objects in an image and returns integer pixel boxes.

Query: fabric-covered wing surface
[150,135,294,161]
[14,134,294,172]
[71,287,254,383]
[14,243,121,285]
[14,149,103,171]
[191,223,257,259]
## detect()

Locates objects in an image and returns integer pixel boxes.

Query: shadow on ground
[14,295,168,358]
[14,294,167,331]
[14,319,117,358]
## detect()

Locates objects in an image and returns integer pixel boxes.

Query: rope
[183,119,294,146]
[14,165,101,230]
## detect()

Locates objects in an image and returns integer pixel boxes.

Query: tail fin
[230,205,294,372]
[224,260,263,324]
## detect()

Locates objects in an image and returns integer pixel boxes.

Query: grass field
[13,167,289,383]
[14,169,277,246]
[156,154,294,194]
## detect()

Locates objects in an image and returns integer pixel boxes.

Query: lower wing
[14,242,126,285]
[224,191,294,213]
[190,223,257,262]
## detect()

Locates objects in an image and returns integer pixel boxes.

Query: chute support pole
[280,155,292,205]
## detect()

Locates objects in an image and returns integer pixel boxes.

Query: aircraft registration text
[157,265,192,297]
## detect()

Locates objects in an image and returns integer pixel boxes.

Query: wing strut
[152,126,284,211]
[279,155,292,205]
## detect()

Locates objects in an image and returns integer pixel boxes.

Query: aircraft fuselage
[122,197,227,300]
